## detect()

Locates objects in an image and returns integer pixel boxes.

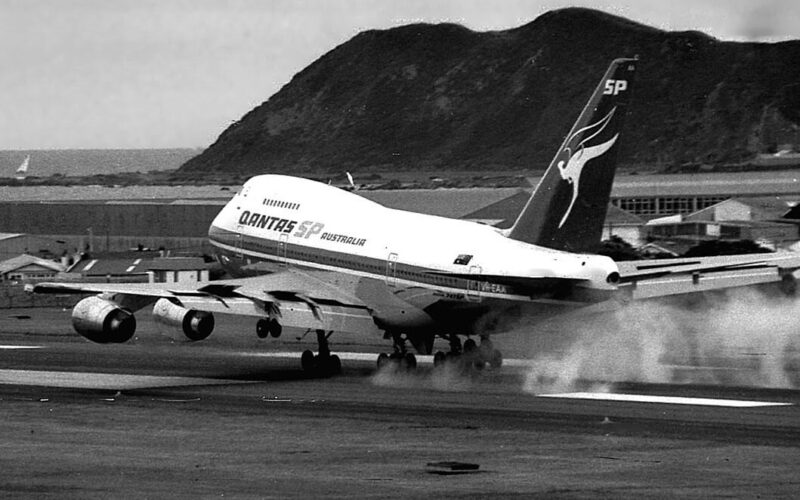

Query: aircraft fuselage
[208,174,620,335]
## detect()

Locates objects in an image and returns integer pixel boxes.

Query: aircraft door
[234,225,244,258]
[386,252,398,287]
[466,265,482,301]
[277,233,289,266]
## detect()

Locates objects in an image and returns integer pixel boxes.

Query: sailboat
[15,155,29,180]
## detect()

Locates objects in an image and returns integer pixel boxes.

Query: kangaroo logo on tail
[556,108,618,227]
[505,57,637,252]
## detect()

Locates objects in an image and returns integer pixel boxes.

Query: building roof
[736,196,799,219]
[608,172,800,198]
[463,191,644,229]
[672,197,799,223]
[70,258,150,276]
[0,254,66,274]
[144,257,208,271]
[605,204,645,225]
[361,188,520,218]
[523,171,800,199]
[461,191,530,228]
[70,257,208,276]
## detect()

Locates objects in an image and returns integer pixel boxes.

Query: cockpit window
[453,254,473,265]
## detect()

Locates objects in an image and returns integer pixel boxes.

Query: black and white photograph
[1,0,800,497]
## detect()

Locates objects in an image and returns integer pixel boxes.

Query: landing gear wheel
[301,349,315,372]
[376,331,419,372]
[301,350,341,376]
[401,353,417,371]
[433,351,446,367]
[257,318,282,339]
[256,318,270,339]
[268,319,282,338]
[489,349,503,369]
[327,354,342,375]
[298,330,341,377]
[463,338,477,353]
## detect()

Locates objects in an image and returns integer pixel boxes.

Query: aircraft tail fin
[505,58,637,252]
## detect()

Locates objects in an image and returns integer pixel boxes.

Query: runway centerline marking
[540,392,792,407]
[0,345,43,350]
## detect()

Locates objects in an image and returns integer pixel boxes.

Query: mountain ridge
[178,7,800,176]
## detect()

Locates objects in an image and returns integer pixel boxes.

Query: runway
[2,308,800,497]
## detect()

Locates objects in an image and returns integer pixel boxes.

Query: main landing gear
[300,329,341,376]
[375,332,503,372]
[256,318,282,339]
[376,331,417,371]
[433,335,503,370]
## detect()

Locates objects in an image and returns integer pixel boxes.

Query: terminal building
[608,172,800,217]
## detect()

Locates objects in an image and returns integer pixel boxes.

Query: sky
[1,0,798,150]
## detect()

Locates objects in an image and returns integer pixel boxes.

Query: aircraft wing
[615,252,800,300]
[29,268,380,335]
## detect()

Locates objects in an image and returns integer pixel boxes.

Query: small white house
[0,254,67,283]
[146,257,209,284]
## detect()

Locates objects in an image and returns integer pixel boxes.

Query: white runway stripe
[539,392,792,407]
[0,345,42,349]
[0,369,245,390]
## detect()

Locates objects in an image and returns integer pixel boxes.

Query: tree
[683,239,772,257]
[598,235,643,261]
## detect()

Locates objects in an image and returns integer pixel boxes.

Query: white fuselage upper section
[209,175,619,298]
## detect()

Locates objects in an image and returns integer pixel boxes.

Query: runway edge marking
[539,392,793,407]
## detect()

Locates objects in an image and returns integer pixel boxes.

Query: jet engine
[71,296,136,344]
[152,298,215,341]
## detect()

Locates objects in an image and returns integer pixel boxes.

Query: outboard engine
[152,298,215,341]
[71,296,136,344]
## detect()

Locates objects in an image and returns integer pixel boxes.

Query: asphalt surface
[2,308,800,498]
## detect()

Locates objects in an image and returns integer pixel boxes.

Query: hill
[177,7,800,177]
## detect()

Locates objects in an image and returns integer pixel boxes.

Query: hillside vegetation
[177,8,800,177]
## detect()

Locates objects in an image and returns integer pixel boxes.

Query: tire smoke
[517,288,800,394]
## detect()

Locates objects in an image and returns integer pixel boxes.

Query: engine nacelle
[71,296,136,344]
[152,298,215,341]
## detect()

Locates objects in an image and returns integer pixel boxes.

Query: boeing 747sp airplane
[31,58,800,375]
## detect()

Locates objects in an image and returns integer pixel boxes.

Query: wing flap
[29,282,177,297]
